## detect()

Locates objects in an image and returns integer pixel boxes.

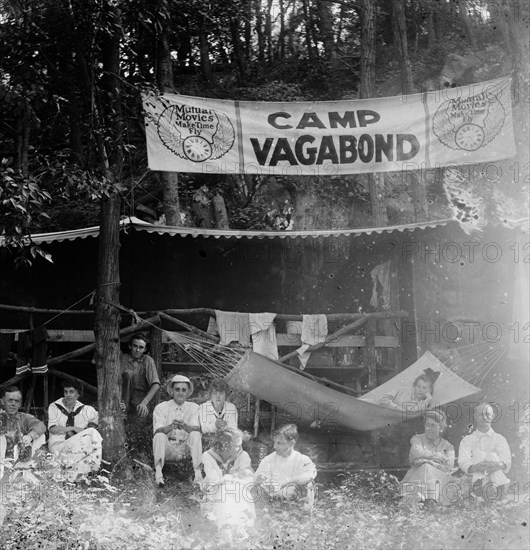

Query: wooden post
[410,172,427,222]
[149,322,163,405]
[389,261,402,373]
[366,319,378,389]
[254,398,260,439]
[24,376,36,413]
[42,374,49,419]
[49,372,56,402]
[368,173,388,226]
[270,404,276,437]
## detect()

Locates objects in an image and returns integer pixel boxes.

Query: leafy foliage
[1,461,527,550]
[0,0,527,240]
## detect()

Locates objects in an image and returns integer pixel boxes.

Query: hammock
[359,351,480,406]
[165,331,481,432]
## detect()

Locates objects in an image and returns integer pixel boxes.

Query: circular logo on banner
[156,103,235,162]
[432,87,505,151]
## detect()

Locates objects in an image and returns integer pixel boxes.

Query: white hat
[167,374,194,397]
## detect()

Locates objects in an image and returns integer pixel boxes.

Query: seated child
[200,427,255,540]
[254,423,316,505]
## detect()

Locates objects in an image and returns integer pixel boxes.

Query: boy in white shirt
[255,423,316,503]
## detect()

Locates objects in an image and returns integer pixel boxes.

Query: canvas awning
[1,216,455,245]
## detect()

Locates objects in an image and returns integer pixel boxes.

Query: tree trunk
[213,194,230,229]
[161,173,181,224]
[155,1,181,226]
[62,57,84,166]
[279,0,285,60]
[410,172,427,222]
[458,0,476,48]
[94,194,125,463]
[392,0,414,96]
[317,0,335,60]
[301,0,314,60]
[265,0,273,61]
[360,0,387,226]
[336,2,346,46]
[94,4,126,465]
[229,17,247,78]
[426,6,436,49]
[390,2,423,219]
[14,101,31,176]
[368,173,387,226]
[155,20,174,91]
[255,0,265,62]
[199,20,213,81]
[244,0,252,59]
[360,0,376,98]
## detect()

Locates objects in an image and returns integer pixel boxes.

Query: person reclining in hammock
[379,369,440,413]
[48,378,102,481]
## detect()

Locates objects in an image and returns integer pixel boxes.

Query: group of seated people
[0,373,317,535]
[378,371,512,506]
[399,403,512,506]
[0,332,514,533]
[153,375,317,502]
[0,380,102,481]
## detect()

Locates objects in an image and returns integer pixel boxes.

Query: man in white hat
[152,375,202,486]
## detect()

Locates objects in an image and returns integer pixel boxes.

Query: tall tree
[458,0,477,48]
[391,0,414,95]
[317,0,335,60]
[392,0,426,221]
[360,0,387,226]
[360,0,376,98]
[154,0,181,225]
[94,2,127,463]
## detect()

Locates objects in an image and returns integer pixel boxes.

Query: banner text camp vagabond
[143,77,515,176]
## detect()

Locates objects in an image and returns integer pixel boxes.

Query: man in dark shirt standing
[120,334,160,454]
[120,333,160,417]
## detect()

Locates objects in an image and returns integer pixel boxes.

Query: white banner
[143,77,515,176]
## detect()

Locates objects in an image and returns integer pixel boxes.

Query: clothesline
[0,302,406,321]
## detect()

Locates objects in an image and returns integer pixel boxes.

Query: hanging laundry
[207,316,219,336]
[215,310,251,347]
[16,326,48,376]
[370,261,392,310]
[249,313,278,360]
[296,314,328,369]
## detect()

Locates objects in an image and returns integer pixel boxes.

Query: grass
[0,456,528,550]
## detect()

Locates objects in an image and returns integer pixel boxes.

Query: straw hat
[166,374,194,398]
